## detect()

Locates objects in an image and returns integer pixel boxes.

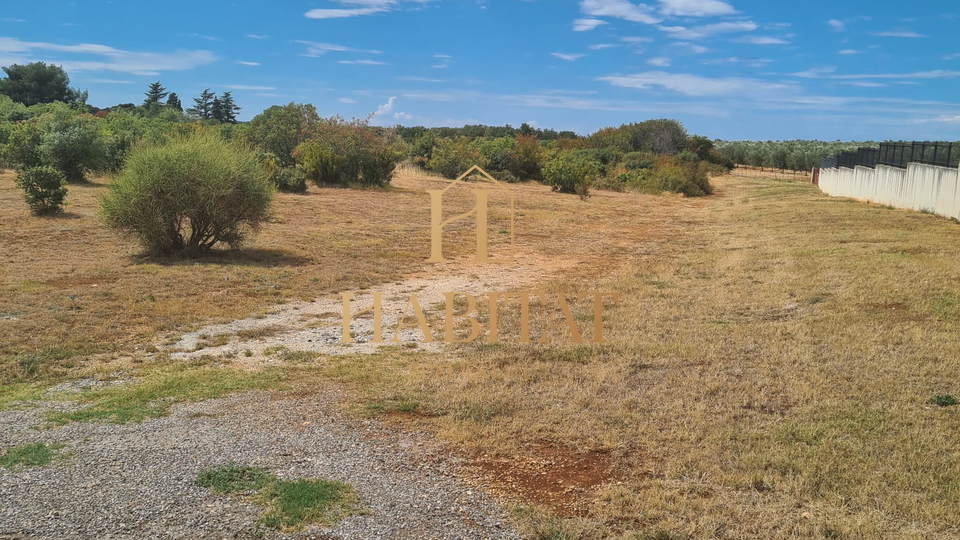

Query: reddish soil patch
[466,442,621,516]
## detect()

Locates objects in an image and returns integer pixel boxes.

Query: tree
[142,81,168,108]
[166,93,182,112]
[39,114,106,182]
[210,96,223,122]
[245,102,321,167]
[15,166,67,215]
[186,89,216,120]
[0,62,86,106]
[100,133,273,255]
[217,91,240,124]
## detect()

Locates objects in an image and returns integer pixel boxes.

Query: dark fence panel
[824,141,960,170]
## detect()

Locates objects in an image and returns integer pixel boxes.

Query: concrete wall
[819,162,960,219]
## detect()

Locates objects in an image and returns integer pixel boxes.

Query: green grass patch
[930,394,958,407]
[196,463,273,493]
[261,478,362,530]
[196,464,364,531]
[46,365,286,425]
[0,442,66,469]
[0,382,48,410]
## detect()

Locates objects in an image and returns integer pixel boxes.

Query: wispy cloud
[657,0,736,17]
[589,43,617,50]
[245,34,269,40]
[296,41,382,57]
[838,49,861,55]
[573,18,607,31]
[304,0,434,20]
[793,68,959,81]
[944,53,960,60]
[735,36,789,45]
[236,60,260,66]
[2,18,26,23]
[0,37,215,76]
[580,0,661,25]
[827,19,844,31]
[338,59,388,65]
[657,21,757,40]
[551,52,586,61]
[431,53,450,69]
[398,76,446,82]
[871,30,927,38]
[646,57,670,67]
[598,71,795,97]
[338,97,357,103]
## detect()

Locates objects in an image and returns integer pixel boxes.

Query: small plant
[14,166,67,215]
[0,442,65,469]
[195,464,364,531]
[930,394,957,407]
[196,463,272,493]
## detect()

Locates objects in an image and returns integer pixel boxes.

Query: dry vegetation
[2,167,960,539]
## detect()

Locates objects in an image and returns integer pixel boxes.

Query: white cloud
[841,82,888,88]
[296,41,382,57]
[573,18,608,31]
[597,71,794,97]
[394,111,413,121]
[338,97,357,103]
[245,34,269,39]
[657,21,757,39]
[646,57,671,66]
[672,42,709,54]
[792,66,837,78]
[304,0,434,20]
[827,19,844,31]
[701,56,772,68]
[374,96,397,117]
[236,60,260,66]
[0,37,215,76]
[620,36,653,43]
[838,49,861,55]
[338,59,388,65]
[2,18,26,23]
[657,0,736,17]
[944,53,960,60]
[551,52,586,61]
[828,70,960,80]
[871,30,927,38]
[736,36,789,45]
[398,76,446,82]
[579,0,662,25]
[589,43,617,50]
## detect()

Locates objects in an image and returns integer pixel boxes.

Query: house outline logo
[426,165,516,264]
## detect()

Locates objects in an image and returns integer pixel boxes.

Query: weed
[930,394,957,407]
[0,442,65,469]
[196,464,272,494]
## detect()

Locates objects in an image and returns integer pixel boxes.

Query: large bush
[542,150,601,195]
[513,134,544,181]
[294,118,405,187]
[39,114,105,182]
[15,166,67,215]
[426,137,484,179]
[6,117,44,169]
[245,103,321,167]
[100,134,273,255]
[640,162,713,197]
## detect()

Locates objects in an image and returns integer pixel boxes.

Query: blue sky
[1,0,958,140]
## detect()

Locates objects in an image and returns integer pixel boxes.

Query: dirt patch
[465,443,622,516]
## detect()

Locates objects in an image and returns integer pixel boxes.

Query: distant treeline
[715,140,875,172]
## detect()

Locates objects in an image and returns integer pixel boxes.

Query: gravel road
[0,385,520,540]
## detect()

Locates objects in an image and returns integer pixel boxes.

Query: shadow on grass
[131,248,314,268]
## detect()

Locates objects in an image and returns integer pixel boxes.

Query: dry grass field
[2,167,960,539]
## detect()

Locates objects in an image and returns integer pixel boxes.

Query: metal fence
[822,141,960,170]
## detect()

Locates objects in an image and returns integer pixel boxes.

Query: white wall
[819,162,960,219]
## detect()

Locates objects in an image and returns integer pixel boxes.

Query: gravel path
[0,386,520,540]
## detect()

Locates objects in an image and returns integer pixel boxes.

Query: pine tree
[166,92,182,112]
[186,89,216,120]
[143,81,168,107]
[218,91,241,124]
[211,96,223,122]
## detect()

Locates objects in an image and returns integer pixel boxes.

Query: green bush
[100,133,273,255]
[622,151,656,171]
[640,162,713,197]
[14,166,67,215]
[40,114,105,182]
[245,103,322,167]
[513,134,543,181]
[274,167,308,194]
[542,150,601,195]
[293,118,404,187]
[426,137,485,179]
[6,118,44,169]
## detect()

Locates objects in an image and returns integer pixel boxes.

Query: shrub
[40,114,106,182]
[14,166,67,215]
[542,150,601,195]
[622,151,656,171]
[6,117,44,169]
[245,103,322,167]
[293,118,404,187]
[473,137,517,176]
[100,134,273,255]
[426,137,485,179]
[274,168,308,194]
[513,134,544,181]
[640,162,713,197]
